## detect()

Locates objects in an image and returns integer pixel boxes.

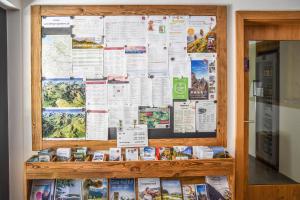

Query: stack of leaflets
[125,148,139,161]
[109,178,136,200]
[192,146,213,159]
[173,146,193,160]
[55,179,82,200]
[140,147,156,160]
[138,178,161,200]
[109,148,122,161]
[83,178,108,200]
[93,151,108,162]
[56,148,72,161]
[195,184,208,200]
[38,148,55,162]
[74,147,88,161]
[30,179,55,200]
[161,179,183,200]
[156,147,172,160]
[205,176,231,199]
[182,184,196,200]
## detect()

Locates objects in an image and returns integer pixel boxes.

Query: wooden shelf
[25,158,234,179]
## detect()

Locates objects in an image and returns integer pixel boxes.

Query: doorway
[236,12,300,200]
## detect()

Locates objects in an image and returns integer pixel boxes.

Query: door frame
[236,11,300,200]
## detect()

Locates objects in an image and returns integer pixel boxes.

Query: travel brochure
[28,146,225,163]
[41,15,218,141]
[30,177,230,200]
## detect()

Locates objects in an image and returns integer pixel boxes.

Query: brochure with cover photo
[182,184,196,200]
[173,146,193,160]
[83,178,108,200]
[30,179,55,200]
[161,179,183,200]
[195,184,208,200]
[138,178,161,200]
[109,178,136,200]
[55,179,82,200]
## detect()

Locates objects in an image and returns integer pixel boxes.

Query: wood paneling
[31,5,228,151]
[25,158,234,179]
[31,6,42,150]
[40,5,218,16]
[236,11,300,200]
[248,185,300,200]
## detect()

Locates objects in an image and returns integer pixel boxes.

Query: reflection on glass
[248,41,300,184]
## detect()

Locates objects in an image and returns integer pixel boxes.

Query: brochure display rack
[25,5,233,200]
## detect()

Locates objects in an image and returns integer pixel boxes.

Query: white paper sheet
[174,101,196,133]
[104,16,147,47]
[195,100,216,132]
[141,77,153,106]
[72,38,104,79]
[129,77,152,106]
[123,105,139,126]
[107,82,130,106]
[42,35,72,78]
[117,125,148,148]
[168,16,188,45]
[148,45,169,76]
[72,16,104,39]
[147,16,168,46]
[86,110,108,140]
[125,46,148,77]
[103,47,126,76]
[152,77,172,107]
[86,80,108,110]
[108,106,124,128]
[42,16,71,28]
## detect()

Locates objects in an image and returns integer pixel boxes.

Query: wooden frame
[236,11,300,200]
[31,5,227,151]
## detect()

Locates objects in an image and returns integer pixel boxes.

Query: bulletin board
[31,5,227,151]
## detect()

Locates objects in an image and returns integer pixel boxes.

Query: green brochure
[173,77,188,100]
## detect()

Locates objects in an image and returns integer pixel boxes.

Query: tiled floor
[248,155,297,185]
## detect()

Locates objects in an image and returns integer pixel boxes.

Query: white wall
[6,0,300,199]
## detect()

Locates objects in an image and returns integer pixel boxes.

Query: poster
[86,110,108,141]
[104,16,146,47]
[174,101,196,133]
[148,45,169,76]
[187,16,216,53]
[72,16,104,39]
[107,81,130,107]
[195,100,216,132]
[189,55,209,100]
[173,77,188,100]
[108,105,138,128]
[152,77,172,107]
[147,16,168,46]
[208,53,217,100]
[117,125,148,147]
[129,77,152,106]
[42,35,72,78]
[103,47,126,76]
[125,46,148,77]
[139,107,170,129]
[42,79,85,108]
[72,37,104,79]
[86,80,108,110]
[42,108,86,140]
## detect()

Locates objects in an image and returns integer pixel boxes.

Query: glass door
[248,41,300,184]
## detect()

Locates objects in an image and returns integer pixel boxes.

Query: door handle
[244,120,255,123]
